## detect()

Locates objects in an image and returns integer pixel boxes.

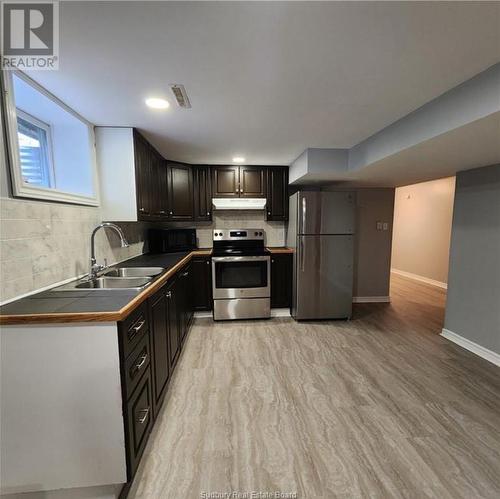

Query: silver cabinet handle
[159,210,166,214]
[128,318,146,340]
[166,291,172,298]
[136,408,150,425]
[182,271,189,277]
[206,260,210,265]
[130,353,147,378]
[207,211,210,216]
[132,320,145,334]
[139,207,145,212]
[169,211,173,215]
[135,353,147,370]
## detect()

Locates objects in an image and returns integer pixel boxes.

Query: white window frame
[1,70,99,206]
[16,108,56,189]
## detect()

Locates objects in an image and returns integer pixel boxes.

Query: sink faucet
[89,223,129,279]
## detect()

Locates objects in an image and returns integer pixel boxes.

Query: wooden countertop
[0,248,292,325]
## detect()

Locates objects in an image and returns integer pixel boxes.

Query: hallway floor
[129,275,500,498]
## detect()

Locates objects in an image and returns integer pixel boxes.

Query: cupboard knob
[166,291,172,298]
[206,261,210,265]
[268,211,271,215]
[169,211,173,215]
[139,207,145,212]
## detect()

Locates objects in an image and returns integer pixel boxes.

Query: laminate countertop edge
[0,248,293,325]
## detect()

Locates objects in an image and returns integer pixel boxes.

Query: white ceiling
[28,1,500,167]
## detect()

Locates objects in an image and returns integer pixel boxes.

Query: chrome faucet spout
[89,223,129,279]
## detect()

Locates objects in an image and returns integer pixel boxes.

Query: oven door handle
[211,256,270,262]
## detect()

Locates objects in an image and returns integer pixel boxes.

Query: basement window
[1,71,98,205]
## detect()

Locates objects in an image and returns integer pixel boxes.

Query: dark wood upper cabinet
[212,166,239,197]
[193,166,212,221]
[212,166,267,198]
[239,166,266,198]
[133,131,153,220]
[266,167,289,221]
[167,162,194,220]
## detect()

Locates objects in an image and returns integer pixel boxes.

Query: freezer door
[294,235,353,320]
[298,191,355,235]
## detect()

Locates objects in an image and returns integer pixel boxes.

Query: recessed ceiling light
[232,156,245,163]
[145,97,170,109]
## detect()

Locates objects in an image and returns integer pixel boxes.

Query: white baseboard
[441,328,500,367]
[353,296,391,303]
[391,268,447,289]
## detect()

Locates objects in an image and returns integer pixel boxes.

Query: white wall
[392,177,455,285]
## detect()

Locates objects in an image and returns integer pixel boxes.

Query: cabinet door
[239,166,266,198]
[191,257,212,311]
[124,368,153,480]
[168,162,194,220]
[182,264,193,340]
[271,254,292,308]
[133,132,153,219]
[266,167,289,221]
[166,279,181,370]
[212,166,239,197]
[156,156,169,219]
[193,166,212,221]
[150,290,169,414]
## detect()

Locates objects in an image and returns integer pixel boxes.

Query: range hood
[212,198,267,210]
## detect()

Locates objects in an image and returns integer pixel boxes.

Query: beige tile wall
[0,197,147,303]
[0,198,285,303]
[194,211,286,248]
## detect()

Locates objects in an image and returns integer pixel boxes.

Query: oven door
[212,255,270,299]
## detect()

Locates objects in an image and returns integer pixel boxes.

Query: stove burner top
[212,228,267,257]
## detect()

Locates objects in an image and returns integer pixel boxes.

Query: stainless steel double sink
[53,267,165,291]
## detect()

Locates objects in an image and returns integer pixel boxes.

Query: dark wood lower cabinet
[124,368,153,481]
[166,277,181,371]
[119,264,195,491]
[150,290,169,415]
[271,254,293,309]
[191,256,212,311]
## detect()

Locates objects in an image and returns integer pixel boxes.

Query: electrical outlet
[376,221,383,231]
[382,222,389,231]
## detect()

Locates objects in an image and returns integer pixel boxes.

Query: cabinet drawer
[123,331,151,400]
[120,302,149,359]
[125,369,153,480]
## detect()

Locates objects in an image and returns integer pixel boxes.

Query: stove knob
[259,232,263,236]
[254,231,258,236]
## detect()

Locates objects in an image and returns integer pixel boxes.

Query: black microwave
[148,228,197,253]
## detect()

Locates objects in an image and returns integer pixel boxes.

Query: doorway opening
[390,177,456,333]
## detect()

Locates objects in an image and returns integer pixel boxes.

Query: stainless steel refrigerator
[286,191,355,320]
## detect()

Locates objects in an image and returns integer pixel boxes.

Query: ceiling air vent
[169,84,191,108]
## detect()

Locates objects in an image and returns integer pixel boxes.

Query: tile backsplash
[192,211,285,248]
[0,197,147,303]
[0,198,285,303]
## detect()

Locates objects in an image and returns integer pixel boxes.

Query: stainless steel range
[212,229,271,320]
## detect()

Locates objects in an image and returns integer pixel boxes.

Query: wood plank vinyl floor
[129,275,500,498]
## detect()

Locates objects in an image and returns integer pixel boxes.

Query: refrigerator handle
[301,195,306,233]
[300,237,305,272]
